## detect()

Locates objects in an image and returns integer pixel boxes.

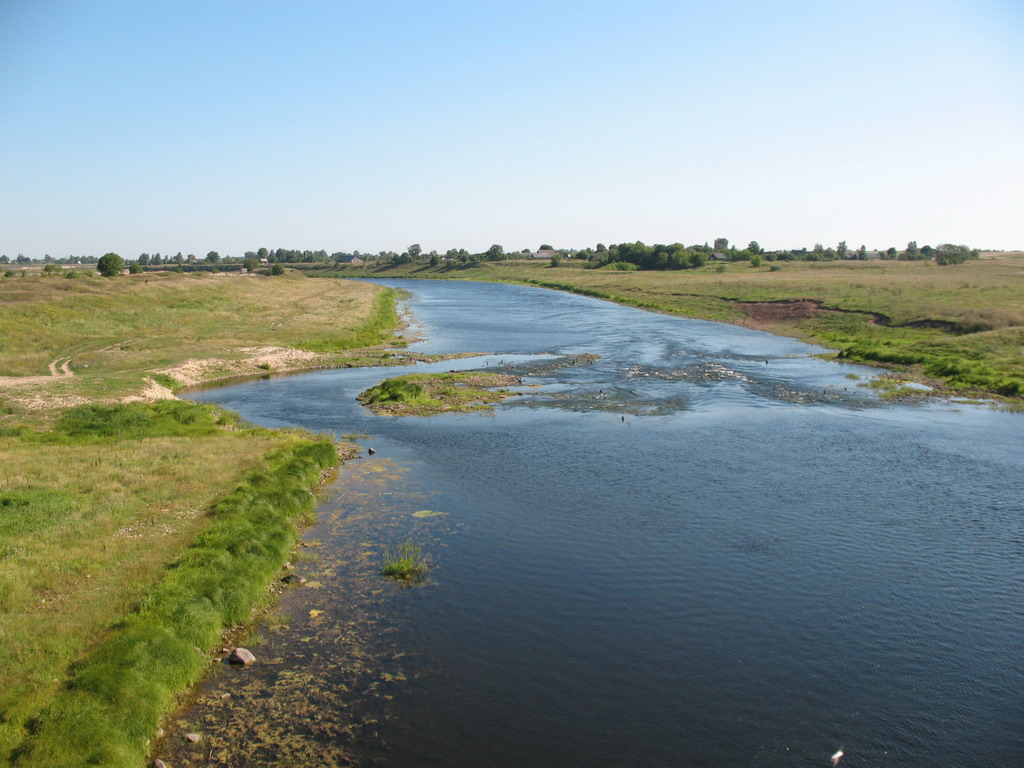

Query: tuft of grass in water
[380,542,429,582]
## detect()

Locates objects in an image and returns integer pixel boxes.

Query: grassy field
[0,269,401,410]
[0,270,395,766]
[312,254,1024,398]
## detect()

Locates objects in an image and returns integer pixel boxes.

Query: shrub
[96,253,124,277]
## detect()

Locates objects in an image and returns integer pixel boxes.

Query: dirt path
[47,357,74,377]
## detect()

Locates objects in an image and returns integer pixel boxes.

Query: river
[172,279,1024,767]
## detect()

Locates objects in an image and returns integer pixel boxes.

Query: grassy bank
[10,414,337,768]
[310,255,1024,399]
[0,270,396,766]
[0,269,401,408]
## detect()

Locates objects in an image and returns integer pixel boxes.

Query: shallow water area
[176,279,1024,767]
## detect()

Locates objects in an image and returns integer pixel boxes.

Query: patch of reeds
[380,542,429,582]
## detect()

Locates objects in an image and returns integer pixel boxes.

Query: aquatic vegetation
[380,542,429,581]
[358,372,522,416]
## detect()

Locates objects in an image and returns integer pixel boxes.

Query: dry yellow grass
[0,270,392,411]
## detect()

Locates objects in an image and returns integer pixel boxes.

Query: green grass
[358,372,522,415]
[10,437,338,768]
[0,273,402,766]
[379,542,429,582]
[0,402,317,763]
[0,271,401,400]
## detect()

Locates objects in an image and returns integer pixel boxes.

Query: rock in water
[152,760,168,768]
[367,447,376,455]
[281,573,307,585]
[227,647,256,666]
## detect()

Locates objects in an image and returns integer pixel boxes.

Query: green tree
[408,243,422,260]
[486,244,505,260]
[750,254,763,268]
[837,240,848,258]
[128,263,143,274]
[429,254,440,266]
[137,253,150,266]
[243,256,259,272]
[550,253,563,267]
[206,251,220,264]
[96,252,124,276]
[713,237,729,250]
[270,263,285,276]
[748,241,762,255]
[539,244,553,251]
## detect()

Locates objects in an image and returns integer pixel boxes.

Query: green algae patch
[412,510,446,518]
[357,371,523,416]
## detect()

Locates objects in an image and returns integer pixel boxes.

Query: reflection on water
[174,280,1024,768]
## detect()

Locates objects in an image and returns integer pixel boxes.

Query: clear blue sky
[1,0,1022,258]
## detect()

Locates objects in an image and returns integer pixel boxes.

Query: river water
[175,279,1024,768]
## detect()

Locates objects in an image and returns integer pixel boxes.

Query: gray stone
[281,573,306,585]
[185,732,201,743]
[228,647,256,666]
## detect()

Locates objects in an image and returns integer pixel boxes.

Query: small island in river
[358,371,524,416]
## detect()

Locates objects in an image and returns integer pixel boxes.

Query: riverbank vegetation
[0,269,401,401]
[358,372,523,416]
[0,271,399,766]
[310,253,1024,399]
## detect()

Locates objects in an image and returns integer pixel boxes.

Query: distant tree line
[0,240,983,273]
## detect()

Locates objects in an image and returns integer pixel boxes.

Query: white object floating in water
[831,748,844,767]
